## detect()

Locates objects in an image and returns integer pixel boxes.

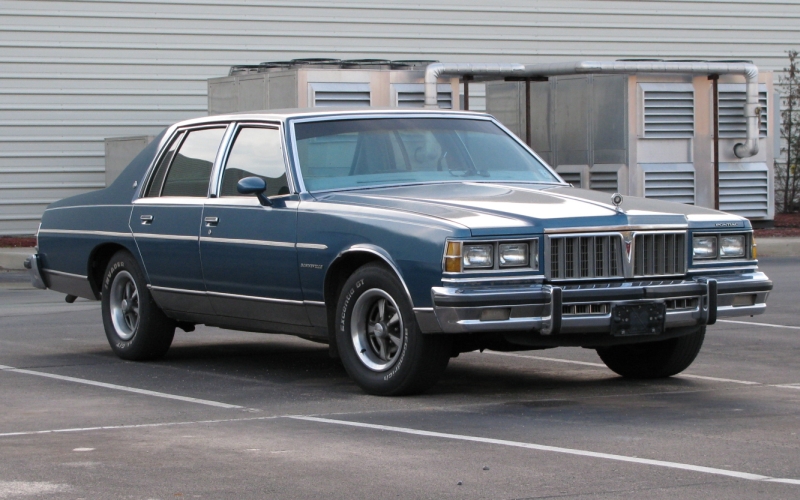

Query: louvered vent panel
[590,171,618,193]
[311,83,371,107]
[643,85,694,139]
[719,164,769,218]
[718,85,768,138]
[559,171,582,188]
[394,84,452,109]
[644,170,695,204]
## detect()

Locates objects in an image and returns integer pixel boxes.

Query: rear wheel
[596,327,705,378]
[335,263,451,396]
[101,250,175,360]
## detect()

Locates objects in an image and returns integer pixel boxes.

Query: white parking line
[717,319,800,330]
[291,415,800,486]
[0,416,279,438]
[0,364,243,409]
[483,352,761,385]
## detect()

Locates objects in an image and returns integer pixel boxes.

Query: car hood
[315,183,747,236]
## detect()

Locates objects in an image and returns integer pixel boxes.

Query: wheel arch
[323,245,415,355]
[87,242,141,299]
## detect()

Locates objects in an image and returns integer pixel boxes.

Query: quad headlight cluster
[445,239,539,272]
[692,233,751,260]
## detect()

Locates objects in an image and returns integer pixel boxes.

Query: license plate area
[610,302,666,336]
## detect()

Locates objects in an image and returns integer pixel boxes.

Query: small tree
[777,50,800,212]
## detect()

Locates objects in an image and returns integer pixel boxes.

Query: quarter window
[144,131,184,197]
[220,127,289,197]
[160,127,226,197]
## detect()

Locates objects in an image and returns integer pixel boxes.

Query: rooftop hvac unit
[485,71,777,222]
[208,59,458,115]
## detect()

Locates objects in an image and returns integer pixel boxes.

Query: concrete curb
[1,239,797,271]
[0,247,33,271]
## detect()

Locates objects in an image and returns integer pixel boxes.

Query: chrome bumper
[24,253,47,290]
[420,272,772,334]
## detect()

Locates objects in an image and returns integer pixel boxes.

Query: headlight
[499,243,529,267]
[720,235,745,258]
[693,236,717,259]
[463,244,493,269]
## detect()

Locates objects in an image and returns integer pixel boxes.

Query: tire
[596,327,705,379]
[335,263,451,396]
[101,250,175,361]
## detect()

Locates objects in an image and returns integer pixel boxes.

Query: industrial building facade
[2,0,799,235]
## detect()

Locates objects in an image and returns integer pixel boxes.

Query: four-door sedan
[28,108,772,395]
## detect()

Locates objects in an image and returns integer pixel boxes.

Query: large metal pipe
[425,60,761,158]
[423,63,525,108]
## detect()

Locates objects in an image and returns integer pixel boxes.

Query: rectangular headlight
[499,243,529,267]
[720,235,746,258]
[693,236,717,259]
[463,244,493,269]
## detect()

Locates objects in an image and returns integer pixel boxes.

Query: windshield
[293,117,560,191]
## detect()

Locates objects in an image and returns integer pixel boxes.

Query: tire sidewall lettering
[104,260,125,290]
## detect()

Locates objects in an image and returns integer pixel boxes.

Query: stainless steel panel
[592,75,627,162]
[555,76,590,166]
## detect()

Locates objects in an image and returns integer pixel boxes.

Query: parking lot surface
[1,258,799,499]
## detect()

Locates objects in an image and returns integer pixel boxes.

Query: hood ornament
[611,193,624,213]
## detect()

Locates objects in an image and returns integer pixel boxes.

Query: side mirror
[237,176,271,206]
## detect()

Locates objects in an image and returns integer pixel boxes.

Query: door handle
[140,215,153,225]
[204,216,219,227]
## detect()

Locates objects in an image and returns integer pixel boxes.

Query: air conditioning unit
[208,59,458,114]
[486,71,777,223]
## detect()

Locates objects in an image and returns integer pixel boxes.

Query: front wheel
[335,263,451,396]
[596,327,705,379]
[101,250,175,360]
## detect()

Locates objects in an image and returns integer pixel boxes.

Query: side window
[220,127,289,197]
[160,127,226,197]
[144,131,184,197]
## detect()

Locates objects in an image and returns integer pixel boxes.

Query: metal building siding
[2,0,799,234]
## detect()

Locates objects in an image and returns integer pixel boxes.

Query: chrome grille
[549,235,623,279]
[634,232,686,277]
[548,231,686,281]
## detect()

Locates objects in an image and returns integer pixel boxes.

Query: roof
[172,107,492,128]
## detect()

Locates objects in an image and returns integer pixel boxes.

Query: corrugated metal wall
[2,0,799,234]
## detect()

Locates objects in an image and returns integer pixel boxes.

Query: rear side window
[145,131,184,197]
[160,127,226,197]
[220,127,289,197]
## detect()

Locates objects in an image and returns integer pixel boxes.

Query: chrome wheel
[109,270,139,340]
[350,288,404,372]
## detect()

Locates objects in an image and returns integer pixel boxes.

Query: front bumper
[420,272,772,335]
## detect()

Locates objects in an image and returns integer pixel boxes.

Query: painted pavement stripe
[0,364,243,409]
[484,352,762,385]
[0,416,278,438]
[290,415,800,485]
[717,319,800,330]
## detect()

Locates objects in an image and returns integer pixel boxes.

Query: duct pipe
[519,61,761,158]
[424,63,525,108]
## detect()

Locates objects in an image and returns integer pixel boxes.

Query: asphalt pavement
[1,258,799,499]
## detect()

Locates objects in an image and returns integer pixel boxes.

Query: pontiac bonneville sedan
[28,108,772,395]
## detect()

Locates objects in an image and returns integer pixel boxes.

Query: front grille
[550,235,622,279]
[549,231,687,280]
[634,233,686,277]
[563,303,610,316]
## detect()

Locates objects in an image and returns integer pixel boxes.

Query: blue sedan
[28,109,772,395]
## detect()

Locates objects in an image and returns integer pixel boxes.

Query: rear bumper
[418,272,772,335]
[25,253,47,290]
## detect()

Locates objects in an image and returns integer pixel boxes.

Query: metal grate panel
[590,171,618,193]
[719,163,769,218]
[310,83,371,107]
[643,84,694,139]
[718,84,768,138]
[643,166,695,205]
[393,83,452,109]
[633,232,686,277]
[558,171,582,188]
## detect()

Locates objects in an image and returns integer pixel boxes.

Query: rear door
[131,125,229,315]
